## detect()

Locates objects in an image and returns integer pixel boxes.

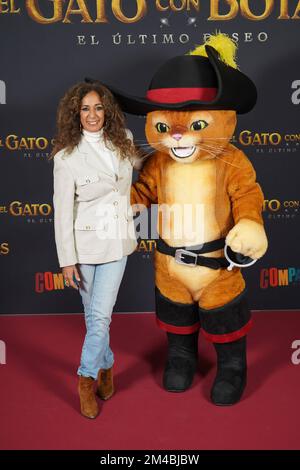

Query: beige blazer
[53,131,137,267]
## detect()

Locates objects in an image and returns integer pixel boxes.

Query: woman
[50,81,138,419]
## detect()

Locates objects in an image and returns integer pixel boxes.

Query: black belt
[156,237,230,270]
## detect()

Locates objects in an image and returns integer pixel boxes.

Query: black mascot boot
[198,291,251,405]
[155,287,200,392]
[211,336,247,406]
[163,331,199,392]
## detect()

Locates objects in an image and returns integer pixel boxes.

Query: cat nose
[172,133,182,141]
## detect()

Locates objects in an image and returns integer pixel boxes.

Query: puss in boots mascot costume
[91,33,268,405]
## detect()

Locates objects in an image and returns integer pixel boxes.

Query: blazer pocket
[75,173,105,201]
[74,220,97,231]
[74,219,106,255]
[74,219,107,231]
[76,173,99,186]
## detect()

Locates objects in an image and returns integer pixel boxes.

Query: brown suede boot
[78,376,99,419]
[96,367,114,400]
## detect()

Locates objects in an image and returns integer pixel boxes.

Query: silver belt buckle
[175,249,198,267]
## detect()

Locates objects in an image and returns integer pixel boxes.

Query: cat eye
[155,122,170,133]
[190,120,208,131]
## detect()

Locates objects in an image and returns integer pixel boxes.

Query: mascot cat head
[145,109,236,163]
[88,33,256,164]
[144,34,241,163]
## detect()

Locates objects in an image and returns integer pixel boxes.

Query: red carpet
[0,311,299,450]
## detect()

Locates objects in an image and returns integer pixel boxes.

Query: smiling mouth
[171,146,196,158]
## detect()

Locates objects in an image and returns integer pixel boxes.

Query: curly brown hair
[49,81,137,160]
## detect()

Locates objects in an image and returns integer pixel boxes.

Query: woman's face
[80,91,105,132]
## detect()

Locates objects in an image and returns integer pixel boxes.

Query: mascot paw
[225,218,268,259]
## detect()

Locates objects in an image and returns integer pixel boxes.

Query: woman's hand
[62,265,81,290]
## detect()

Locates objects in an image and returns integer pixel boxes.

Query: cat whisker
[197,142,224,150]
[213,155,242,169]
[197,143,234,155]
[140,148,157,158]
[195,143,224,153]
[195,145,216,158]
[202,137,233,140]
[195,144,242,168]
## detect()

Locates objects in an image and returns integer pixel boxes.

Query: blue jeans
[77,256,127,379]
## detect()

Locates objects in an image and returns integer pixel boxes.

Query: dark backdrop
[0,1,299,313]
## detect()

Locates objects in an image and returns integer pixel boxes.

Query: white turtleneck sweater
[82,128,118,174]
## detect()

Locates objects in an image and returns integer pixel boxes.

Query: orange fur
[131,110,265,309]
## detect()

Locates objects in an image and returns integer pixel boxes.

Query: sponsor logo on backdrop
[291,340,300,365]
[0,80,6,104]
[232,131,300,154]
[0,134,53,159]
[263,199,299,220]
[0,201,53,224]
[260,267,300,289]
[1,1,300,23]
[291,80,300,105]
[34,269,177,292]
[35,271,66,293]
[0,242,10,255]
[0,340,6,365]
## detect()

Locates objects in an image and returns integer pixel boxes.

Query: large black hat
[87,45,257,115]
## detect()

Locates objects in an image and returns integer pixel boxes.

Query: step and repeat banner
[0,1,299,314]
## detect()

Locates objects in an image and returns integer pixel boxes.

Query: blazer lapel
[77,137,118,180]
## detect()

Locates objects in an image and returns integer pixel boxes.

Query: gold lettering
[278,0,289,19]
[138,240,148,251]
[6,135,18,150]
[240,0,274,21]
[19,137,29,149]
[26,0,62,24]
[148,240,156,251]
[269,133,281,145]
[0,0,20,13]
[112,0,147,24]
[167,0,199,12]
[95,0,108,23]
[0,243,9,255]
[188,0,199,11]
[63,0,93,23]
[23,203,34,216]
[0,1,9,13]
[156,0,168,11]
[170,0,186,12]
[209,0,239,21]
[10,201,22,216]
[39,204,52,216]
[252,133,262,145]
[292,0,300,19]
[11,0,19,12]
[239,130,252,146]
[35,137,48,150]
